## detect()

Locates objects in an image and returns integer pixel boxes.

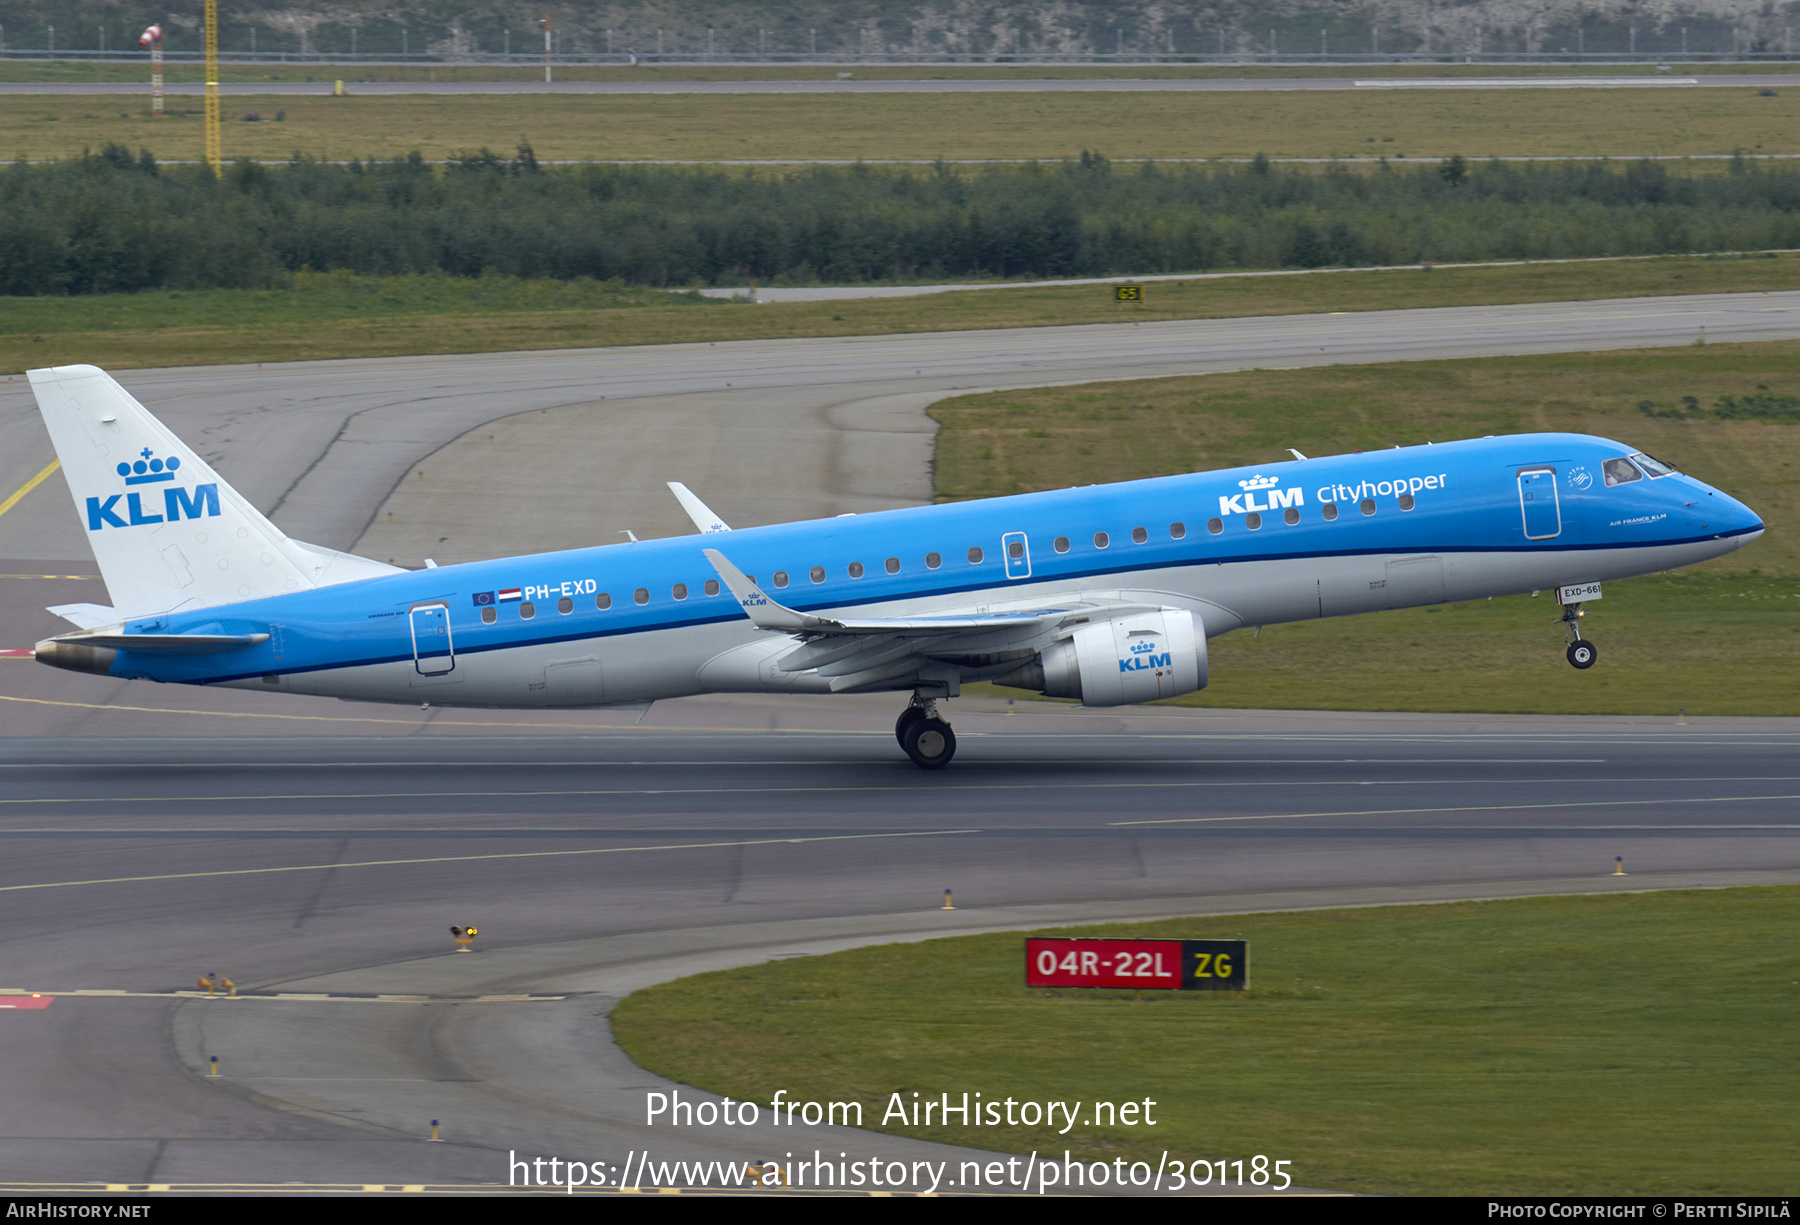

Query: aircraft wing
[669,483,730,534]
[702,547,1161,692]
[705,547,1074,635]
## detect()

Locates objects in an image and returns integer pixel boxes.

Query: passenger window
[596,592,612,610]
[1169,523,1186,539]
[848,562,865,578]
[885,557,900,574]
[1245,513,1262,531]
[1131,527,1148,544]
[926,552,942,569]
[480,606,497,624]
[557,596,574,614]
[773,572,788,588]
[1397,494,1415,511]
[1284,507,1301,525]
[672,583,688,600]
[1360,499,1376,516]
[1054,536,1070,553]
[1322,503,1339,521]
[520,601,537,619]
[967,547,983,564]
[1207,518,1223,535]
[1007,541,1024,560]
[633,588,649,605]
[705,579,720,596]
[1604,457,1643,486]
[1094,532,1109,549]
[810,566,825,583]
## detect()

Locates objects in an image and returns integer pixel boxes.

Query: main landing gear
[1560,601,1597,670]
[896,696,956,770]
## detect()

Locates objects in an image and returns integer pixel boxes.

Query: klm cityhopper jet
[29,364,1764,769]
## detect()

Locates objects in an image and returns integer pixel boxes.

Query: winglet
[702,548,824,631]
[669,482,731,534]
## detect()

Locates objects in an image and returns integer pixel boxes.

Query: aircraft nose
[1702,487,1763,540]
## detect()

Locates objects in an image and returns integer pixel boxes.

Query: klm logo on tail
[86,448,220,531]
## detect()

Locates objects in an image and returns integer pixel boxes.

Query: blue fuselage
[103,432,1762,703]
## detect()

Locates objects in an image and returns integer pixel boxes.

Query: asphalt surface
[2,710,1796,1193]
[6,74,1797,95]
[3,292,1798,1193]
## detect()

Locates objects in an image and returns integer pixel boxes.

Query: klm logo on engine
[1120,638,1171,672]
[1218,474,1302,517]
[86,448,220,531]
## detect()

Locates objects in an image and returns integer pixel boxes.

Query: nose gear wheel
[1558,601,1596,670]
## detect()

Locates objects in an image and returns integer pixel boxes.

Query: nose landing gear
[896,695,956,769]
[1560,601,1597,669]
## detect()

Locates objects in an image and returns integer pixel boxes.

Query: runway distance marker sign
[1026,938,1247,991]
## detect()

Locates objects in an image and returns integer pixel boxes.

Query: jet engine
[993,609,1207,706]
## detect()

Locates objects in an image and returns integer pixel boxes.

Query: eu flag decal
[472,591,496,607]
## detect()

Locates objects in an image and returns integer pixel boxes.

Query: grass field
[611,887,1800,1196]
[5,85,1800,162]
[935,340,1800,716]
[5,254,1797,375]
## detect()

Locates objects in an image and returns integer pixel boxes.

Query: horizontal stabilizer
[47,603,120,631]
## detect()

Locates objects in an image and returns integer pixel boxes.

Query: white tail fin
[28,364,401,620]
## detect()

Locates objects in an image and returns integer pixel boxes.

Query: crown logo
[117,447,181,487]
[1238,474,1279,491]
[1129,638,1159,653]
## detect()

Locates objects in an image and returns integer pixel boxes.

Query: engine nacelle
[995,610,1207,706]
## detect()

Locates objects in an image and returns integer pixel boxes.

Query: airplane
[26,363,1764,769]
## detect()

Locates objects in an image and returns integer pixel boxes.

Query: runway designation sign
[1114,283,1143,303]
[1026,938,1247,991]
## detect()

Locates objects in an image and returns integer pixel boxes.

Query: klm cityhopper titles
[28,365,1764,769]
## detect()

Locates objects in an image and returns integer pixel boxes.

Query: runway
[3,292,1798,1192]
[4,74,1793,95]
[2,705,1796,1191]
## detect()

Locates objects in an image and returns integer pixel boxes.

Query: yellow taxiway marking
[0,828,978,893]
[0,459,60,519]
[0,573,100,580]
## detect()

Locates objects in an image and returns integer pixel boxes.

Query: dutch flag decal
[497,588,522,603]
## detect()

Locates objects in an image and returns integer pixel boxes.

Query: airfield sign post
[1027,938,1247,991]
[1115,283,1143,310]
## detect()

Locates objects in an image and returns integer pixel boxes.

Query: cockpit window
[1631,452,1679,478]
[1602,457,1643,486]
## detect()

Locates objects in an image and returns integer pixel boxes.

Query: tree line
[3,145,1799,297]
